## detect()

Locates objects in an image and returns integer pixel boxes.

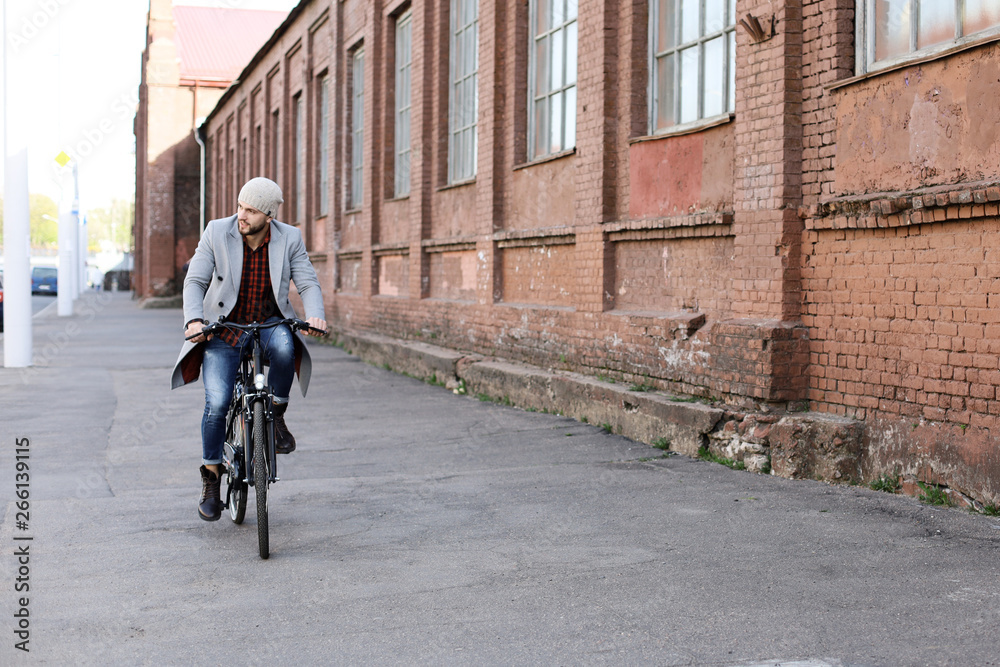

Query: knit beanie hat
[238,177,283,218]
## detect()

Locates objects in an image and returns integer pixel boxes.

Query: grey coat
[169,215,326,396]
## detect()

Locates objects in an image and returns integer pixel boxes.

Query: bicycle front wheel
[253,399,269,559]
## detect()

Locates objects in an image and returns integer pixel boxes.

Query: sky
[1,0,298,214]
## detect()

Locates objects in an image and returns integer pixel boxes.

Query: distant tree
[29,194,59,249]
[1,194,94,251]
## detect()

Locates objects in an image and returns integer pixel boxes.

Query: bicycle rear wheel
[253,399,269,559]
[228,478,247,524]
[226,411,248,524]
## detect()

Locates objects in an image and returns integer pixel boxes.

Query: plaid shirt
[219,227,280,346]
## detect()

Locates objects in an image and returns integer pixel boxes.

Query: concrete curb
[328,329,865,483]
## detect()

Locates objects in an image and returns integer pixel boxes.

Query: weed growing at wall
[869,473,902,494]
[697,444,746,471]
[917,482,952,507]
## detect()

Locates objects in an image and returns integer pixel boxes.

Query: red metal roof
[173,5,288,84]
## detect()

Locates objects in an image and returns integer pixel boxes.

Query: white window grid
[528,0,578,160]
[857,0,1000,73]
[350,48,365,210]
[449,0,479,184]
[649,0,736,133]
[395,10,413,197]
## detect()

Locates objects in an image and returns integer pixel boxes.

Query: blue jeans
[201,319,295,465]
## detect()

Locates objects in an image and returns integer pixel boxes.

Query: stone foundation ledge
[324,330,865,485]
[139,295,183,309]
[330,330,473,388]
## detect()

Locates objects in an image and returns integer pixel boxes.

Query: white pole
[73,163,83,296]
[57,204,74,316]
[2,0,33,367]
[80,213,89,289]
[69,186,78,299]
[57,162,78,312]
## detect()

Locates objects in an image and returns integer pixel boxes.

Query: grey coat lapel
[227,223,243,287]
[267,221,286,300]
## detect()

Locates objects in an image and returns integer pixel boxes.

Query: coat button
[217,275,223,281]
[218,302,224,308]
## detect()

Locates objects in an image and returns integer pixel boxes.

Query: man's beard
[240,219,267,236]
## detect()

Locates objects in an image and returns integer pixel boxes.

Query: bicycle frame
[223,322,287,485]
[227,345,277,484]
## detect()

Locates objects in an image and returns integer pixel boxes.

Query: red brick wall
[199,0,1000,501]
[499,242,577,307]
[204,0,815,399]
[611,236,735,316]
[377,252,410,297]
[428,249,477,301]
[797,4,1000,499]
[628,125,735,219]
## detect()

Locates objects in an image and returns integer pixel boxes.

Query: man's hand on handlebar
[184,320,212,343]
[304,317,329,338]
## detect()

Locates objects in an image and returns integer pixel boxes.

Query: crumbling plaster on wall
[835,45,1000,196]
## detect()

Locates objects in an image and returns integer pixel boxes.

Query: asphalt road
[1,292,999,666]
[31,294,57,315]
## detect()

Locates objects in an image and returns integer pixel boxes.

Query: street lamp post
[3,0,33,367]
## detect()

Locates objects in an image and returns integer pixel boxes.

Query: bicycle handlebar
[185,318,329,341]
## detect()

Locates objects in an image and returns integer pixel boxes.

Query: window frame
[448,0,479,184]
[527,0,579,161]
[237,105,245,185]
[316,73,330,217]
[349,46,365,211]
[857,0,1000,74]
[270,109,280,184]
[293,92,305,224]
[648,0,736,135]
[394,9,414,198]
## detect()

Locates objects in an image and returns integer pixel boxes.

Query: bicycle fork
[247,348,279,484]
[245,396,280,483]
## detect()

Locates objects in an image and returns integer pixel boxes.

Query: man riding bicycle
[170,177,327,522]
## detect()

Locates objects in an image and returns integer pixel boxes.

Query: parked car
[31,266,58,295]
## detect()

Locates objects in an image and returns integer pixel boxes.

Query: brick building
[134,1,287,298]
[197,0,1000,505]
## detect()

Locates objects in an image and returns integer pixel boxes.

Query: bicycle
[187,317,327,559]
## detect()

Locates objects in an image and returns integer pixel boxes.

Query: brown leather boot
[198,465,224,521]
[273,402,296,454]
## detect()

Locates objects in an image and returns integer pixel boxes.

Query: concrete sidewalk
[2,292,1000,666]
